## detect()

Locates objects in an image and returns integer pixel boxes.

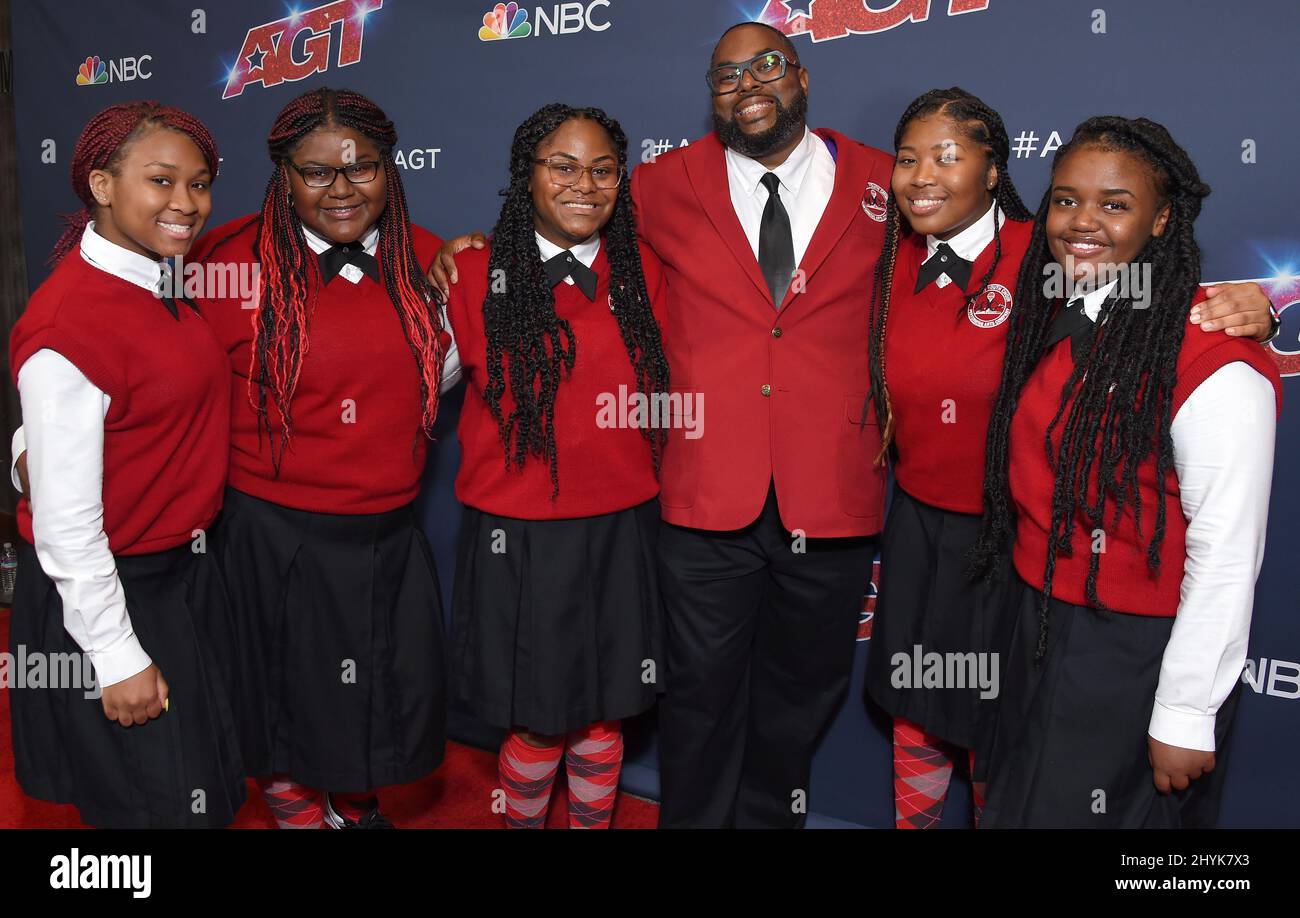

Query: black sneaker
[323,794,396,829]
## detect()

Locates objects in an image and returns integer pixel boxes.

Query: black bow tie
[318,241,380,285]
[915,242,973,293]
[542,249,598,301]
[1044,297,1099,360]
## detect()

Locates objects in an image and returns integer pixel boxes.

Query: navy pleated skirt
[981,576,1239,828]
[214,487,446,793]
[8,538,246,828]
[450,499,664,736]
[865,485,1015,753]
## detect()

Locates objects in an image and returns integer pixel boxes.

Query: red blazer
[632,128,893,537]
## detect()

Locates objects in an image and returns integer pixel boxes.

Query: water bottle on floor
[1,542,17,606]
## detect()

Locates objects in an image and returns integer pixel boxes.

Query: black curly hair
[483,103,670,496]
[867,87,1033,463]
[968,115,1212,660]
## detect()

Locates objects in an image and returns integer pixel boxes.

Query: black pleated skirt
[981,576,1239,828]
[8,538,246,828]
[864,485,1015,751]
[214,487,446,793]
[451,499,664,736]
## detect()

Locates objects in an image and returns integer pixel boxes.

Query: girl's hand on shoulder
[1148,735,1215,793]
[428,232,487,304]
[1191,283,1277,342]
[101,664,169,727]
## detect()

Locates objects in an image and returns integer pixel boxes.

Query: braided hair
[244,87,445,468]
[50,101,219,266]
[483,103,670,497]
[968,116,1211,660]
[867,88,1031,463]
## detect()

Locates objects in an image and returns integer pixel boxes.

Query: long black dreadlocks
[483,103,670,497]
[968,115,1212,659]
[867,88,1032,463]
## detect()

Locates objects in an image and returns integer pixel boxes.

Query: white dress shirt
[1072,280,1276,751]
[534,230,601,280]
[724,126,835,270]
[301,223,463,392]
[16,222,168,688]
[923,200,1006,289]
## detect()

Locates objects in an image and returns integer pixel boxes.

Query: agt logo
[857,558,880,641]
[1215,275,1300,378]
[758,0,991,43]
[222,0,382,100]
[75,54,152,86]
[478,1,611,41]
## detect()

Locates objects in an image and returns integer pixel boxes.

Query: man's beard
[713,88,809,159]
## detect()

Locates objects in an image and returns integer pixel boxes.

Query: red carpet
[0,608,659,829]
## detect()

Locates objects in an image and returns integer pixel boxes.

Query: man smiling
[631,22,893,828]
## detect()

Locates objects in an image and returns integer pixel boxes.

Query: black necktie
[155,273,199,320]
[914,242,973,293]
[542,249,598,301]
[1044,297,1096,360]
[758,172,795,309]
[318,241,380,285]
[159,294,200,320]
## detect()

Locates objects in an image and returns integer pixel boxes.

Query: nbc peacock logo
[75,55,107,86]
[479,2,531,40]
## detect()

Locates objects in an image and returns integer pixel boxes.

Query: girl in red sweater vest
[8,102,243,827]
[444,104,669,828]
[189,88,451,829]
[863,89,1034,829]
[864,92,1278,830]
[970,117,1283,828]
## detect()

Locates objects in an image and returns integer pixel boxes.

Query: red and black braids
[50,101,219,266]
[251,86,445,467]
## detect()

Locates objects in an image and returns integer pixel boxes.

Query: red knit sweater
[10,250,230,554]
[1010,288,1283,616]
[190,216,444,514]
[445,241,666,519]
[885,219,1033,513]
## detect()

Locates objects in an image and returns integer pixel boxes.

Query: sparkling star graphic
[245,43,268,70]
[782,0,816,22]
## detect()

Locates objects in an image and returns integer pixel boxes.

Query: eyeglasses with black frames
[288,161,381,187]
[706,50,800,95]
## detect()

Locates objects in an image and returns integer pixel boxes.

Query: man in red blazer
[632,21,893,827]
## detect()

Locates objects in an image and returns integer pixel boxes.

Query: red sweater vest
[445,241,666,520]
[10,251,230,554]
[190,216,444,515]
[1010,288,1283,616]
[885,219,1033,513]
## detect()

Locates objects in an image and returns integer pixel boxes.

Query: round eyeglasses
[532,158,623,190]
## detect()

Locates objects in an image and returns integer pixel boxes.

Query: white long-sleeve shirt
[15,222,167,687]
[1075,281,1276,751]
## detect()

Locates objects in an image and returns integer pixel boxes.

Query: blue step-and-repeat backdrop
[8,0,1298,827]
